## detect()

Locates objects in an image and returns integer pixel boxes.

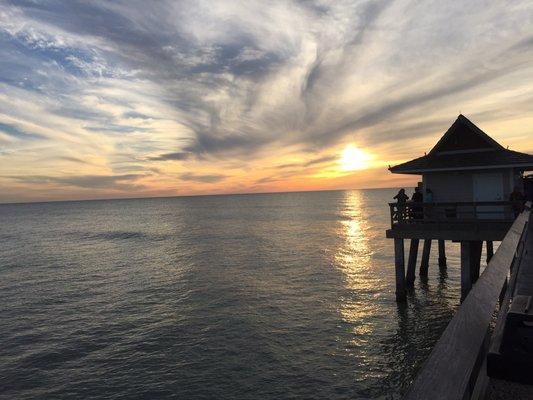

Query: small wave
[74,231,149,241]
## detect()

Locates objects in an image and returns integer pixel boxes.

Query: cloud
[1,1,533,201]
[179,172,227,183]
[58,156,89,164]
[148,152,191,161]
[10,174,143,190]
[85,124,147,133]
[0,122,45,140]
[123,111,152,120]
[278,154,337,169]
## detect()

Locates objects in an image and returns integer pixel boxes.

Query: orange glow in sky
[1,2,532,203]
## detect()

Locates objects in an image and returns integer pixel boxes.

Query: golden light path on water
[334,191,382,340]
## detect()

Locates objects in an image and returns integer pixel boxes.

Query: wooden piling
[460,240,482,300]
[486,241,494,262]
[406,239,419,286]
[419,239,432,277]
[394,238,406,302]
[438,239,447,268]
[470,241,483,284]
[460,241,472,301]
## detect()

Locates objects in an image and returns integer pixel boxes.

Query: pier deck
[402,202,532,400]
[386,201,517,241]
[388,201,522,301]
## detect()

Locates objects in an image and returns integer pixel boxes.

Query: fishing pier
[386,115,533,302]
[404,202,532,399]
[385,115,533,398]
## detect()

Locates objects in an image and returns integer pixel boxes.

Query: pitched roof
[390,115,533,174]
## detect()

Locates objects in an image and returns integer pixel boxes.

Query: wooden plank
[512,218,533,297]
[487,211,531,382]
[406,239,419,286]
[403,209,529,400]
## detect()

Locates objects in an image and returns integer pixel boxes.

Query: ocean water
[0,189,470,399]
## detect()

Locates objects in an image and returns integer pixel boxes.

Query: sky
[1,0,533,203]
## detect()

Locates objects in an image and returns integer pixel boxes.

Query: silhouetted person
[424,188,433,219]
[411,187,423,219]
[393,189,409,221]
[509,186,525,217]
[424,188,433,203]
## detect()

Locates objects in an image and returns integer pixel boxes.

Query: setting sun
[340,145,372,171]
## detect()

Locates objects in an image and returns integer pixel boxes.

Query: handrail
[486,202,532,383]
[389,201,520,227]
[402,204,531,400]
[388,201,522,207]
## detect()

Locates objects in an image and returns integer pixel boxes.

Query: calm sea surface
[0,189,472,399]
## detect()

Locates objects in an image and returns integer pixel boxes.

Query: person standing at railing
[424,188,433,203]
[510,186,525,218]
[411,187,423,219]
[393,188,409,221]
[424,188,433,219]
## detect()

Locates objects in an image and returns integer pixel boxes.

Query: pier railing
[402,202,531,400]
[389,201,520,227]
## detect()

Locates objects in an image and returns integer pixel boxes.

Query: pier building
[386,114,533,301]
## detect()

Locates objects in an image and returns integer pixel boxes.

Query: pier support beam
[394,238,406,302]
[419,239,432,278]
[438,240,447,269]
[470,241,483,284]
[486,241,494,263]
[460,241,472,302]
[406,239,419,287]
[460,241,483,301]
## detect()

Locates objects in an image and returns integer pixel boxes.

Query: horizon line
[0,186,412,206]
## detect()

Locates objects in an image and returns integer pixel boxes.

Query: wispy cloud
[1,0,532,201]
[149,152,191,161]
[0,122,45,141]
[179,172,227,183]
[10,173,144,190]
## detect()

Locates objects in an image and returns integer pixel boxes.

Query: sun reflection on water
[334,191,382,339]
